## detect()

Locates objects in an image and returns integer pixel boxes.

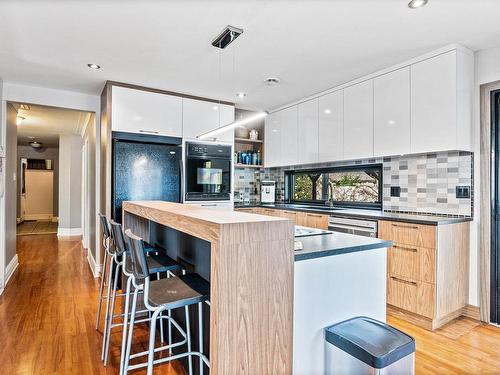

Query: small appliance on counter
[261,180,276,203]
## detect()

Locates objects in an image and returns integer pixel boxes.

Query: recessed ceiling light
[28,136,35,139]
[29,141,42,149]
[236,92,247,98]
[408,0,428,9]
[213,105,219,111]
[87,63,101,70]
[323,109,331,115]
[265,77,281,86]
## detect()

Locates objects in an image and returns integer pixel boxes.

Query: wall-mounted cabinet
[318,90,343,163]
[374,67,411,157]
[297,99,319,164]
[343,80,374,160]
[111,86,183,137]
[182,98,234,141]
[264,46,473,168]
[411,50,472,153]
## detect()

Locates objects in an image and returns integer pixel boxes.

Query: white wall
[469,45,500,307]
[58,134,83,234]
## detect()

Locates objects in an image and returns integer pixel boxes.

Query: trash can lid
[325,316,415,369]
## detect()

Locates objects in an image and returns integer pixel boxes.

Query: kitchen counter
[122,201,294,375]
[295,231,392,261]
[235,202,472,225]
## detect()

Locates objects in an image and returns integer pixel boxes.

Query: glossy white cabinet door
[264,111,282,167]
[343,80,374,160]
[374,67,411,157]
[111,86,182,137]
[297,99,319,165]
[182,98,221,139]
[318,90,343,162]
[280,106,299,166]
[411,51,456,154]
[217,104,235,142]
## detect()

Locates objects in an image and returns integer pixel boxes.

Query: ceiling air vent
[212,25,243,49]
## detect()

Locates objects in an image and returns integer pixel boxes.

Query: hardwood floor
[0,234,184,375]
[0,234,499,374]
[17,220,58,235]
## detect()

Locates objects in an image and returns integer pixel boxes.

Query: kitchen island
[122,201,391,375]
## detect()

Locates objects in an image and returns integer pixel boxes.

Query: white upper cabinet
[111,86,183,137]
[216,104,235,142]
[297,99,319,165]
[374,67,411,157]
[410,50,472,153]
[318,90,343,162]
[343,80,374,160]
[264,111,282,168]
[182,98,221,140]
[280,106,299,166]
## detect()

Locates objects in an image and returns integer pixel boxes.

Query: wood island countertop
[122,201,295,375]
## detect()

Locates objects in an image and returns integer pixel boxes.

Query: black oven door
[185,156,231,201]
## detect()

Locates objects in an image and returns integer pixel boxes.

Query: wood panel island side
[122,201,295,375]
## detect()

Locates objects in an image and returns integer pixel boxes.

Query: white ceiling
[1,0,500,110]
[14,103,91,147]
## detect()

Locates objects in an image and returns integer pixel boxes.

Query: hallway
[0,234,184,375]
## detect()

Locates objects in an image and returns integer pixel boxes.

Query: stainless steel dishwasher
[328,216,378,238]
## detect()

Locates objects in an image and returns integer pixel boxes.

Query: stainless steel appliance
[184,141,232,201]
[328,216,378,238]
[261,180,276,203]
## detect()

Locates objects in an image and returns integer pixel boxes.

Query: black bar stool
[102,219,184,367]
[95,213,112,331]
[124,229,210,375]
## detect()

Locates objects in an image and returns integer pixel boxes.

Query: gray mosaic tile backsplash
[234,150,473,217]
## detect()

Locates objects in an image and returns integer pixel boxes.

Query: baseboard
[51,216,59,223]
[24,214,55,221]
[462,304,481,321]
[86,249,99,278]
[5,254,19,287]
[57,227,83,237]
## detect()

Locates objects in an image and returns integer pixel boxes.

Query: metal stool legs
[103,261,121,366]
[95,249,109,330]
[101,256,115,361]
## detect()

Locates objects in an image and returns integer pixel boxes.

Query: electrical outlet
[390,186,401,197]
[456,186,471,199]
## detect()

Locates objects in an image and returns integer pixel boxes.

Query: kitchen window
[285,164,383,209]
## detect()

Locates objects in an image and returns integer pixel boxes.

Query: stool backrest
[109,220,127,257]
[125,229,150,280]
[98,214,111,240]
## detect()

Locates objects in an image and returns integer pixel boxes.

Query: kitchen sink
[294,225,332,237]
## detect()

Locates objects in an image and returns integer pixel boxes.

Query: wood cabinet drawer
[304,213,329,230]
[387,275,435,318]
[280,210,299,225]
[379,220,436,249]
[261,208,280,217]
[388,244,436,283]
[236,208,256,213]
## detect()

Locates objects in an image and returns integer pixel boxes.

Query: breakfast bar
[122,200,295,375]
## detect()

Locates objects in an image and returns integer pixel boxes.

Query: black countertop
[294,232,392,261]
[234,202,472,226]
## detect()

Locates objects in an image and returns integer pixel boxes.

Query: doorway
[492,90,500,324]
[17,157,58,235]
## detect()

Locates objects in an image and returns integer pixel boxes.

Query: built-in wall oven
[328,216,378,238]
[184,141,232,202]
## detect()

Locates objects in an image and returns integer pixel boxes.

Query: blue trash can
[325,316,415,375]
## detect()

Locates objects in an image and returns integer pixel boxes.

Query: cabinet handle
[392,224,418,230]
[390,276,417,286]
[307,214,322,218]
[139,129,160,134]
[201,204,217,207]
[393,245,418,252]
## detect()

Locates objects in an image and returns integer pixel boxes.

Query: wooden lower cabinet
[379,220,469,331]
[235,207,329,230]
